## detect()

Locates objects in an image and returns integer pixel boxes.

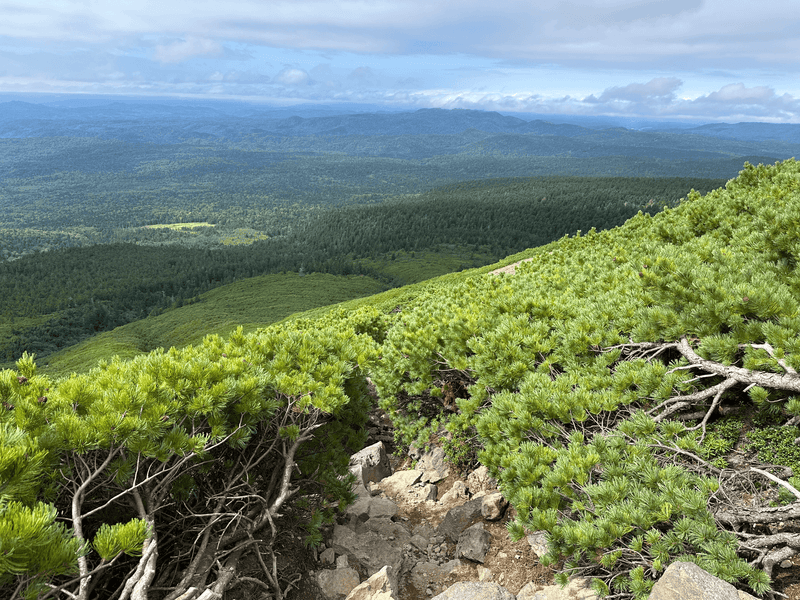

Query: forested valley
[1,176,726,365]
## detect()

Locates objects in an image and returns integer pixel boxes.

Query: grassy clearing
[41,272,385,378]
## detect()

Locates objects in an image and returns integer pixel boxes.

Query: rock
[516,577,597,600]
[378,470,424,497]
[320,547,336,565]
[526,531,549,558]
[344,565,399,600]
[350,442,392,486]
[438,481,469,508]
[331,523,409,577]
[410,534,430,551]
[480,492,507,521]
[337,554,350,569]
[477,566,492,581]
[455,523,492,563]
[346,493,398,524]
[394,482,439,505]
[431,581,515,600]
[649,561,759,600]
[437,497,483,543]
[317,567,361,600]
[417,446,450,481]
[407,560,463,596]
[466,465,497,493]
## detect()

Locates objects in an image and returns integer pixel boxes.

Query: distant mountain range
[2,99,800,145]
[0,98,798,183]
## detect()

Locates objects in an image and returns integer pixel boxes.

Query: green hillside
[38,272,386,378]
[2,159,799,599]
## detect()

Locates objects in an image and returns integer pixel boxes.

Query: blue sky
[2,0,800,121]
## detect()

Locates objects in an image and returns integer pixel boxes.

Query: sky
[1,0,800,122]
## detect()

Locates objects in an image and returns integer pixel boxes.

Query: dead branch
[715,500,800,527]
[677,337,800,393]
[744,343,798,375]
[750,468,800,500]
[685,379,735,442]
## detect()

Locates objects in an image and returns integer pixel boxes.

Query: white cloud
[274,67,310,86]
[153,37,222,63]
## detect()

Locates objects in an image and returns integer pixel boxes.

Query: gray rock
[368,497,399,520]
[350,442,392,486]
[346,493,398,524]
[336,554,350,569]
[378,470,423,498]
[417,446,449,481]
[317,567,361,600]
[438,481,469,508]
[526,531,549,558]
[455,523,492,563]
[410,534,430,551]
[320,547,337,565]
[344,565,399,600]
[516,577,597,600]
[466,465,496,493]
[407,560,463,596]
[437,497,483,543]
[431,581,515,600]
[480,492,507,521]
[394,482,438,505]
[413,522,436,539]
[649,561,759,600]
[331,523,408,577]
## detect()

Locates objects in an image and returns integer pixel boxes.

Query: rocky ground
[228,408,800,600]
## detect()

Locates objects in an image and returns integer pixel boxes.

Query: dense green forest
[1,159,799,600]
[0,176,726,366]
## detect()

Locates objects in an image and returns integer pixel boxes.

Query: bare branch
[685,379,735,441]
[750,468,800,501]
[678,337,800,392]
[71,447,120,600]
[744,343,798,375]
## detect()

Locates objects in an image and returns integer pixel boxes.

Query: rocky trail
[231,409,800,600]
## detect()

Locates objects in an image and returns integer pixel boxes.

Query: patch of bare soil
[489,258,534,276]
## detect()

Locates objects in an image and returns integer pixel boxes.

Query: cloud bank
[0,1,799,121]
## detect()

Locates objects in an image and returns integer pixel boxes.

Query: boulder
[432,581,515,600]
[320,547,336,565]
[345,490,398,524]
[466,465,497,493]
[437,497,483,543]
[438,480,469,508]
[480,492,507,521]
[455,523,492,563]
[378,470,423,498]
[407,560,463,596]
[417,446,450,482]
[516,577,597,600]
[344,565,399,600]
[649,562,760,600]
[393,482,438,505]
[331,522,409,577]
[526,531,549,558]
[350,442,392,486]
[317,567,361,600]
